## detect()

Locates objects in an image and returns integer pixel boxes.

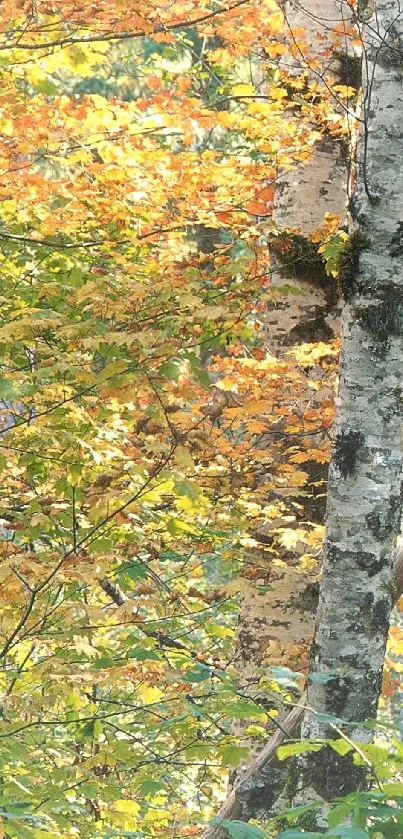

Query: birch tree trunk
[298,0,403,799]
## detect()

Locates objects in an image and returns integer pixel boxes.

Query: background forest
[1,1,403,838]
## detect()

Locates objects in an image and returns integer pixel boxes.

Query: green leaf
[159,550,185,562]
[0,379,19,400]
[159,360,181,381]
[181,664,211,683]
[313,712,346,725]
[218,745,250,768]
[328,739,353,757]
[118,560,149,581]
[308,671,337,684]
[128,647,162,661]
[88,536,112,554]
[281,801,324,820]
[183,350,210,385]
[211,819,265,839]
[268,666,302,682]
[327,800,354,829]
[277,742,324,761]
[93,656,117,670]
[139,779,165,796]
[223,699,267,721]
[93,718,103,738]
[166,517,199,536]
[186,743,211,759]
[174,479,198,498]
[207,622,234,639]
[102,833,142,838]
[67,463,83,486]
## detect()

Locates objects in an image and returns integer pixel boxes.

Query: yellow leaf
[270,87,288,100]
[138,684,163,704]
[238,536,259,548]
[216,376,239,392]
[300,554,318,571]
[112,799,140,817]
[232,83,256,97]
[144,808,170,826]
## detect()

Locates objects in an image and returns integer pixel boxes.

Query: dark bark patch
[347,595,390,641]
[237,763,286,818]
[339,652,360,665]
[382,386,403,421]
[371,597,390,631]
[364,590,374,606]
[333,429,364,477]
[270,232,327,282]
[389,221,403,257]
[393,385,403,416]
[325,675,350,716]
[237,629,256,651]
[326,543,342,564]
[292,580,320,613]
[355,551,384,576]
[356,294,403,356]
[337,229,370,301]
[365,495,401,539]
[335,51,362,88]
[269,232,338,304]
[309,637,320,662]
[271,619,292,628]
[286,311,335,344]
[377,25,403,69]
[302,746,366,800]
[368,669,383,713]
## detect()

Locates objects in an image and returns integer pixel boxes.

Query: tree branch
[1,2,249,52]
[99,578,197,655]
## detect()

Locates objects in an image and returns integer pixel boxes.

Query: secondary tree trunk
[231,0,350,784]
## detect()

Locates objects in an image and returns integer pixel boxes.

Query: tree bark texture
[300,0,403,797]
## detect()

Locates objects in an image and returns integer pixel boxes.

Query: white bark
[301,0,403,796]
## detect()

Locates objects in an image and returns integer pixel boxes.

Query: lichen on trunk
[299,0,403,800]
